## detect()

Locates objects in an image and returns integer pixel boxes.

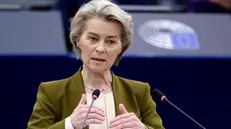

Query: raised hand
[109,104,146,129]
[70,94,105,129]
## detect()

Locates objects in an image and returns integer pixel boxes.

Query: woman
[52,0,151,52]
[27,0,165,129]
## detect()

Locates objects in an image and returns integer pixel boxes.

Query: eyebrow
[87,31,118,39]
[88,32,99,37]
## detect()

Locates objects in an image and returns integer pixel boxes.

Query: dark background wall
[0,55,230,129]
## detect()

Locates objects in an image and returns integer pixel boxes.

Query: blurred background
[0,0,231,129]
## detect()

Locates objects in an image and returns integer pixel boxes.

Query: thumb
[119,104,128,114]
[79,94,86,105]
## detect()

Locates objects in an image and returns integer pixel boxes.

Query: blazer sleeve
[140,83,165,129]
[27,83,65,129]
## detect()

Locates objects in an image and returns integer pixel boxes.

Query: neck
[82,65,112,89]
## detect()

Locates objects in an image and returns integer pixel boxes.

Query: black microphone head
[152,89,166,101]
[92,89,100,100]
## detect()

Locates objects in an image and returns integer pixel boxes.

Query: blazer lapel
[111,74,121,116]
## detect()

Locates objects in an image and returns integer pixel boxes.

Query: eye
[106,40,116,45]
[89,36,98,42]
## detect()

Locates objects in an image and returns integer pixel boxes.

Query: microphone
[80,89,100,129]
[152,89,206,129]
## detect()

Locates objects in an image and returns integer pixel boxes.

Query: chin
[88,64,109,73]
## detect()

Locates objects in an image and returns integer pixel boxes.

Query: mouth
[91,57,106,62]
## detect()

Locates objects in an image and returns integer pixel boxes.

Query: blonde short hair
[70,0,133,65]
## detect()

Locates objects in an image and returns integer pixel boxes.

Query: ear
[117,46,123,57]
[75,38,80,47]
[114,52,122,66]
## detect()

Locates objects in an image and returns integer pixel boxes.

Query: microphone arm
[80,98,96,129]
[164,97,206,129]
[80,89,100,129]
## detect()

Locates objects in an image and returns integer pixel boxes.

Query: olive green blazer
[27,67,164,129]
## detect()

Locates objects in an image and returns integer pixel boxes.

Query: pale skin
[69,17,146,129]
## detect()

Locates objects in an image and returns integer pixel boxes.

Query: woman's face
[76,17,122,72]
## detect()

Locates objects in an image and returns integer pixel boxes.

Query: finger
[77,105,105,118]
[109,115,135,128]
[86,118,104,125]
[80,105,104,113]
[83,105,104,111]
[90,107,105,117]
[72,104,87,119]
[119,103,128,114]
[92,105,104,112]
[79,94,86,105]
[110,121,135,129]
[110,113,133,123]
[75,104,88,114]
[87,113,105,121]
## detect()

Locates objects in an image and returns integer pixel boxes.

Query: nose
[95,42,105,53]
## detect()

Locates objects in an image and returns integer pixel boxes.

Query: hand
[70,94,105,129]
[109,104,146,129]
